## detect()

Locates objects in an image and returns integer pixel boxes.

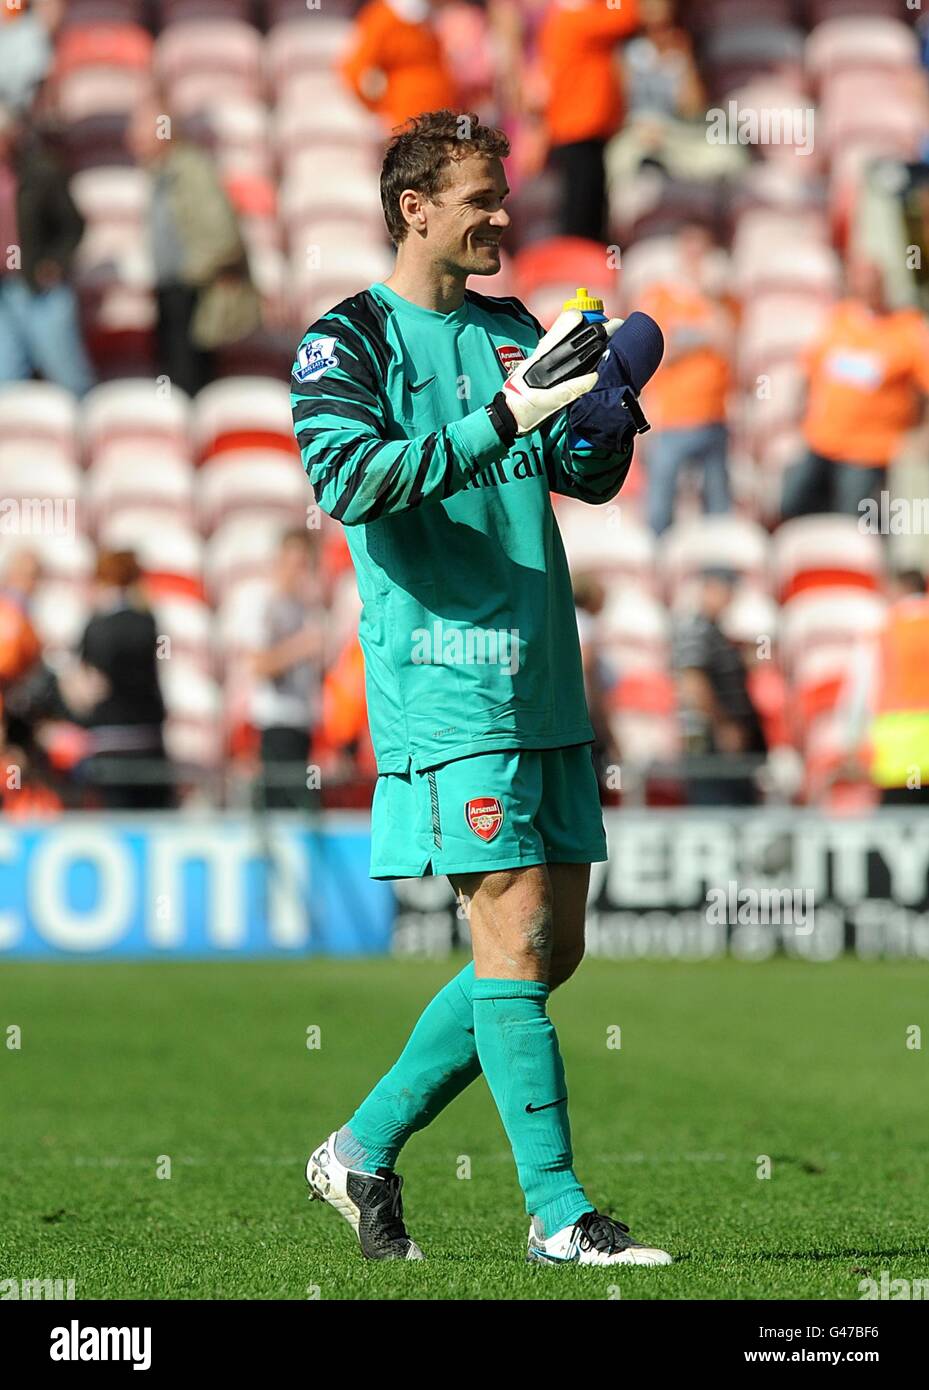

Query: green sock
[336,962,482,1173]
[472,977,593,1239]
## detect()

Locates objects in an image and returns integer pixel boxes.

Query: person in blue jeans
[646,419,729,534]
[0,105,95,397]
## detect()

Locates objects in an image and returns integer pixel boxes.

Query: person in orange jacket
[538,0,640,241]
[318,635,377,783]
[341,0,459,132]
[783,258,929,519]
[836,569,929,805]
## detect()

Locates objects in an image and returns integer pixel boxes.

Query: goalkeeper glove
[567,311,665,454]
[485,309,623,445]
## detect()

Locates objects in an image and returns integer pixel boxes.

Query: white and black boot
[306,1131,424,1261]
[527,1210,672,1266]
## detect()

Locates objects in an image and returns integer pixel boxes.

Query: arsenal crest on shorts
[465,797,504,842]
[495,344,524,378]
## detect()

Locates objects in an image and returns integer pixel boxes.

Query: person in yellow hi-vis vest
[837,570,929,805]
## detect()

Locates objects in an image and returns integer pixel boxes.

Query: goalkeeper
[291,110,668,1268]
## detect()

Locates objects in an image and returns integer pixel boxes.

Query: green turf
[1,956,926,1300]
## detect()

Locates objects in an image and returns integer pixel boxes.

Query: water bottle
[563,287,606,452]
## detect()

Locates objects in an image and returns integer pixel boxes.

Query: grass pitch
[1,955,926,1300]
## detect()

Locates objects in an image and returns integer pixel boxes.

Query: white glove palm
[502,309,624,435]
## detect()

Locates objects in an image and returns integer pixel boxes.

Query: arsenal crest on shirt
[465,796,505,842]
[495,344,524,378]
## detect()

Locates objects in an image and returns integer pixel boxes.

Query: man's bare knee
[461,865,554,978]
[549,949,584,991]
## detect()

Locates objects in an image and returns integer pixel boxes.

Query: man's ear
[398,188,427,235]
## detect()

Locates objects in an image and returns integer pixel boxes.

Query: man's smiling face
[425,152,511,277]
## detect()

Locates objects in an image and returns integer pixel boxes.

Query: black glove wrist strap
[486,392,519,447]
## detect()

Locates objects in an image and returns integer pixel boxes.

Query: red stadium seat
[772,516,883,601]
[55,23,153,79]
[778,588,886,673]
[513,238,620,310]
[192,378,297,461]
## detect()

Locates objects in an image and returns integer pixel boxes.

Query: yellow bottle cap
[562,286,605,313]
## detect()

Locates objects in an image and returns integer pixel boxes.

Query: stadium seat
[198,451,306,533]
[513,238,619,313]
[160,660,223,769]
[23,533,96,583]
[60,112,132,173]
[739,361,806,454]
[616,235,683,301]
[82,379,193,455]
[55,22,153,79]
[659,516,772,592]
[555,497,657,588]
[610,707,681,768]
[791,643,860,727]
[720,587,781,646]
[150,594,214,673]
[778,588,886,672]
[58,0,147,26]
[294,247,395,325]
[0,383,80,454]
[279,156,381,234]
[29,581,90,655]
[87,442,195,533]
[806,15,920,84]
[273,95,382,160]
[155,20,264,92]
[265,17,352,85]
[599,585,671,672]
[0,442,83,514]
[702,21,807,101]
[738,291,829,383]
[215,575,275,666]
[192,377,296,459]
[204,515,284,603]
[160,0,254,21]
[195,98,271,180]
[733,237,840,301]
[56,66,152,121]
[772,516,883,600]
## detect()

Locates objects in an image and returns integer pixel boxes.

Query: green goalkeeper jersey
[290,281,633,775]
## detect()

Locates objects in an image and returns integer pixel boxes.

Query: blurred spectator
[623,0,704,121]
[836,569,929,807]
[341,0,459,133]
[573,572,620,799]
[538,0,640,241]
[70,550,172,811]
[672,568,767,806]
[127,98,260,397]
[250,529,325,810]
[638,226,733,534]
[318,635,378,802]
[782,258,929,521]
[0,0,57,114]
[0,547,41,698]
[0,103,95,395]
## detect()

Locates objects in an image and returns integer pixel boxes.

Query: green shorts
[369,744,608,879]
